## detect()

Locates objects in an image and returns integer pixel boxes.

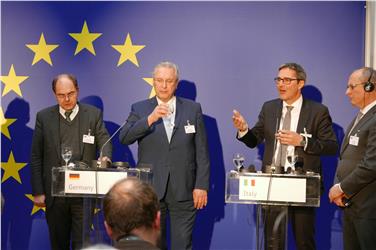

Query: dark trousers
[263,206,315,250]
[160,179,196,250]
[343,211,376,250]
[45,197,83,250]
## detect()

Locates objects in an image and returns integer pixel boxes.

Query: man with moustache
[329,67,376,249]
[233,63,338,249]
[31,74,111,250]
[120,61,210,250]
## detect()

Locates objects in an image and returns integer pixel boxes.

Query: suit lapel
[78,104,86,156]
[50,106,61,158]
[171,97,183,140]
[340,116,357,155]
[296,98,310,133]
[340,105,376,155]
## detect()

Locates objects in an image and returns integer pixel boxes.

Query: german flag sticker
[69,173,80,180]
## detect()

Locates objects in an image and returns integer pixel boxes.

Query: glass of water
[232,153,245,172]
[61,146,72,168]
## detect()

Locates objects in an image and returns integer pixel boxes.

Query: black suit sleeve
[94,110,112,158]
[305,106,338,156]
[237,103,266,148]
[341,124,376,196]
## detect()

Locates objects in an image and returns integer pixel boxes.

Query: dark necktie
[275,106,293,166]
[65,110,72,122]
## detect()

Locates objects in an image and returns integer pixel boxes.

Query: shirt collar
[59,104,79,121]
[360,99,376,115]
[156,96,176,107]
[282,95,303,110]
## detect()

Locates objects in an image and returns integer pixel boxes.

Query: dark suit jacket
[239,98,338,173]
[119,97,210,201]
[335,104,376,218]
[31,103,111,208]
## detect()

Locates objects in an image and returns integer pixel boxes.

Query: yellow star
[112,33,145,67]
[26,33,59,66]
[91,207,102,230]
[143,77,156,98]
[1,151,27,184]
[0,64,29,97]
[0,108,16,140]
[69,21,102,56]
[25,194,46,215]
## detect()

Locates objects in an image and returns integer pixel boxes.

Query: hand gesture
[232,110,248,132]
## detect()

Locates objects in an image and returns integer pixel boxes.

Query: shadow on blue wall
[80,96,135,166]
[301,85,344,250]
[176,80,226,250]
[1,98,44,249]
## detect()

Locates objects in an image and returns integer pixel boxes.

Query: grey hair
[278,63,307,82]
[361,67,376,84]
[153,61,180,81]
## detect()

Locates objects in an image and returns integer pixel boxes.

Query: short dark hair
[279,63,307,82]
[52,74,79,93]
[103,178,159,236]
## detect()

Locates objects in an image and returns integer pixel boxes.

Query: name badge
[349,135,359,146]
[83,134,95,144]
[184,125,196,134]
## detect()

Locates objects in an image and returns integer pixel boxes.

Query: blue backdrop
[1,2,365,250]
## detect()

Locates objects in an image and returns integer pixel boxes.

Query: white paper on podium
[65,170,97,194]
[97,171,128,195]
[239,175,306,202]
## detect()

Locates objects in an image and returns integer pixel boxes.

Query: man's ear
[104,221,113,238]
[154,211,161,230]
[298,80,305,90]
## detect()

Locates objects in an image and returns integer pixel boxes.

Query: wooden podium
[225,171,320,249]
[51,166,153,247]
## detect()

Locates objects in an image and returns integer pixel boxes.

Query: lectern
[51,166,153,247]
[225,171,320,249]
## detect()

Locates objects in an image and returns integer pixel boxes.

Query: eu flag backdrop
[1,2,365,249]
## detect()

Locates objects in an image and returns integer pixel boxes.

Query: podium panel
[52,167,152,197]
[51,166,153,248]
[225,171,320,207]
[225,171,321,250]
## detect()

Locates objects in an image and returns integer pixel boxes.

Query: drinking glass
[287,154,298,169]
[61,146,72,168]
[232,153,245,172]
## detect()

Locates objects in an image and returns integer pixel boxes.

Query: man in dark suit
[31,74,112,250]
[119,61,210,250]
[329,67,376,249]
[233,63,338,250]
[103,177,161,250]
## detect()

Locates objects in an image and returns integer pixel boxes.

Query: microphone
[270,117,280,169]
[98,119,128,168]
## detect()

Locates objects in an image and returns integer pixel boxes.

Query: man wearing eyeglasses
[120,61,210,250]
[232,63,338,250]
[329,67,376,249]
[30,74,112,250]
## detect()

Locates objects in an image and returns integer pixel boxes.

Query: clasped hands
[328,184,346,207]
[232,110,303,146]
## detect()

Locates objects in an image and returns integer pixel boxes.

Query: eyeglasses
[154,78,176,85]
[346,82,364,90]
[274,77,300,85]
[56,91,77,100]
